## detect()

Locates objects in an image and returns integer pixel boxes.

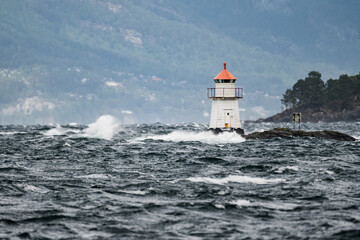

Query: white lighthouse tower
[208,62,244,134]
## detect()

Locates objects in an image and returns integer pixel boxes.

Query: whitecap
[186,175,285,185]
[214,204,225,209]
[44,124,67,136]
[120,190,147,195]
[259,202,298,210]
[75,174,109,179]
[217,190,227,195]
[230,199,252,207]
[23,184,49,194]
[0,131,26,135]
[134,130,245,144]
[275,166,299,173]
[325,170,334,175]
[230,199,297,210]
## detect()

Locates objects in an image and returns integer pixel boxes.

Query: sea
[1,115,359,239]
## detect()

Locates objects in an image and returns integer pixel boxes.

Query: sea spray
[83,115,120,140]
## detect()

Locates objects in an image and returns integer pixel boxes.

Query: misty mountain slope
[0,0,359,124]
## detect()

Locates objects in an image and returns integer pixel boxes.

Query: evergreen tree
[326,78,340,101]
[281,89,293,109]
[281,71,326,108]
[339,74,353,96]
[302,71,326,106]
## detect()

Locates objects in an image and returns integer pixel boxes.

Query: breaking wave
[44,124,79,136]
[44,115,120,140]
[135,130,245,144]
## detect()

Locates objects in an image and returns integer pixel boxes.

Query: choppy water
[1,115,360,239]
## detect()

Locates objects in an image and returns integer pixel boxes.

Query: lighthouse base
[209,128,244,135]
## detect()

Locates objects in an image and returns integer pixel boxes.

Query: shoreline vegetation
[257,71,360,122]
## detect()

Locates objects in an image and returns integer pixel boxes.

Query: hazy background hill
[0,0,359,124]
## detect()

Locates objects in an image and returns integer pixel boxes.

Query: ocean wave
[44,125,68,136]
[120,190,147,195]
[1,121,359,239]
[275,166,299,173]
[229,199,252,207]
[44,124,81,136]
[0,131,26,135]
[134,130,245,144]
[75,174,110,179]
[43,115,121,140]
[186,175,285,185]
[230,199,297,210]
[23,184,49,194]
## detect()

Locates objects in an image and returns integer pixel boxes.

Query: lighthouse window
[227,113,229,115]
[224,80,230,83]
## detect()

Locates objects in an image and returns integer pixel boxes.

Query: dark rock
[244,128,356,141]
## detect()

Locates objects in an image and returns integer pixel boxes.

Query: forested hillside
[261,72,360,122]
[282,72,360,109]
[0,0,359,124]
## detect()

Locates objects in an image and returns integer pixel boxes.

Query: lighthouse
[207,62,244,135]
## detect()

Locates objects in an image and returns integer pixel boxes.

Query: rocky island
[245,71,359,141]
[244,128,355,141]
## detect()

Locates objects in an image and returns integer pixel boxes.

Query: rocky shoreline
[244,128,356,141]
[256,104,360,123]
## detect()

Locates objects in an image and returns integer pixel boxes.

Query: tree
[292,79,305,104]
[338,74,353,96]
[281,71,360,111]
[326,78,340,101]
[281,89,293,109]
[301,71,326,106]
[281,71,325,109]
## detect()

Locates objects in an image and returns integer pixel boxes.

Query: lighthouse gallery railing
[207,88,243,99]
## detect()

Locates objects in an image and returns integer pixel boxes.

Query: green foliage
[281,89,296,109]
[281,71,360,110]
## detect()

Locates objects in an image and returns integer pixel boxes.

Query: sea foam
[230,199,252,207]
[75,174,110,179]
[275,166,299,173]
[136,130,245,144]
[187,175,285,185]
[230,199,297,210]
[0,131,26,135]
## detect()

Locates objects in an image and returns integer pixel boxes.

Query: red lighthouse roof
[214,62,236,80]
